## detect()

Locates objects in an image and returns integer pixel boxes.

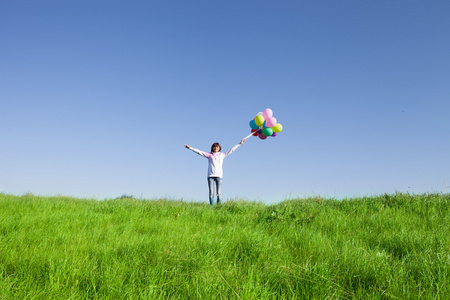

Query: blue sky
[1,1,449,203]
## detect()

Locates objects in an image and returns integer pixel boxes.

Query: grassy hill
[1,193,449,299]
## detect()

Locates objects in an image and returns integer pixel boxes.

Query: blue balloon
[249,119,260,130]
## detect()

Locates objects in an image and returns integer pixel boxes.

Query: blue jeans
[208,177,222,205]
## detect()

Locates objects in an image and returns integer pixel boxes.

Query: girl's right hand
[184,144,190,149]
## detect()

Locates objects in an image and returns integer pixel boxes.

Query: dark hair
[211,142,221,152]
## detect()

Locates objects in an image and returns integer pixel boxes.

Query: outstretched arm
[223,139,245,156]
[184,144,210,158]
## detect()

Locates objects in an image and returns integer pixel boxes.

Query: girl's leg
[208,177,215,206]
[216,177,223,204]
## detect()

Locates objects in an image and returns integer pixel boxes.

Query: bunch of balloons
[249,108,283,140]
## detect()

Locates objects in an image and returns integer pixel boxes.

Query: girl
[185,140,245,205]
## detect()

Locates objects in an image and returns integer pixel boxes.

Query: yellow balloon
[272,123,283,133]
[255,115,265,127]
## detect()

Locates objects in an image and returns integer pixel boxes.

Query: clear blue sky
[1,1,449,203]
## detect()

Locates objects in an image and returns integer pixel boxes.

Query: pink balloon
[265,117,277,128]
[262,108,273,120]
[258,133,267,140]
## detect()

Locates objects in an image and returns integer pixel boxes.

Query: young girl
[185,139,245,205]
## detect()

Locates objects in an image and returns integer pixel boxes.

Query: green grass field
[1,193,449,299]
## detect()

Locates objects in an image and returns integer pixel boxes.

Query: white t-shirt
[188,144,241,178]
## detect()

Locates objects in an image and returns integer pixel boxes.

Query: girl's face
[212,145,220,153]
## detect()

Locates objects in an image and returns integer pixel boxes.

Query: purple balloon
[271,132,278,137]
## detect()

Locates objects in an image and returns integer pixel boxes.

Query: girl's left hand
[240,139,245,144]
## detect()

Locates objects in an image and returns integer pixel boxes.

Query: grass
[0,192,449,299]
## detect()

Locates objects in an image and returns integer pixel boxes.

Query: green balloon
[262,127,273,137]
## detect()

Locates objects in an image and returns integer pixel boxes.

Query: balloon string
[243,132,256,140]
